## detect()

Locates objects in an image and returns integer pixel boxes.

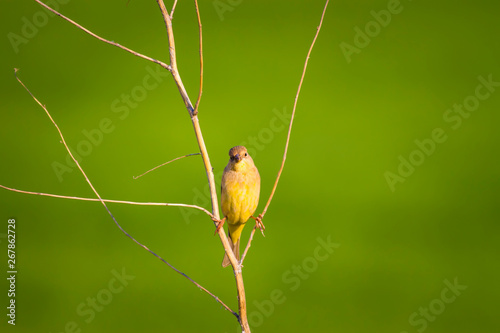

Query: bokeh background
[1,0,499,332]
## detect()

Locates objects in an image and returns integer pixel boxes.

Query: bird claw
[213,217,226,235]
[252,214,266,237]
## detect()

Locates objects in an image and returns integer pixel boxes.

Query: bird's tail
[222,237,240,268]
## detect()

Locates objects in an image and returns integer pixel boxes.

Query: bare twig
[133,153,201,179]
[193,0,203,115]
[240,225,257,264]
[170,0,178,20]
[34,0,171,71]
[13,69,236,318]
[0,184,214,218]
[260,0,330,219]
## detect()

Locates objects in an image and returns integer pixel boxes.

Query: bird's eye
[244,153,248,156]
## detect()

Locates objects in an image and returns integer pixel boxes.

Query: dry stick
[0,184,214,218]
[133,153,201,179]
[13,69,236,318]
[170,0,178,20]
[34,0,171,72]
[240,226,257,264]
[193,0,203,115]
[155,1,249,330]
[259,0,330,220]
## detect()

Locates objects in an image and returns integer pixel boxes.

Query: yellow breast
[221,165,260,224]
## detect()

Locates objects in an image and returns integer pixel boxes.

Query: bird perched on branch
[217,146,262,267]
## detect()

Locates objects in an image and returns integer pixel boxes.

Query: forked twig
[155,0,196,115]
[133,153,201,179]
[34,0,171,71]
[154,1,247,329]
[155,0,239,271]
[170,0,178,20]
[12,69,236,318]
[259,0,330,219]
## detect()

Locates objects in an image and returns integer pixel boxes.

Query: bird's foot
[213,217,226,235]
[251,214,266,237]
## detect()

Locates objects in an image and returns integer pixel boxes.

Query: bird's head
[228,145,253,171]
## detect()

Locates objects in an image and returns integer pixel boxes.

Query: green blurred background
[1,0,499,332]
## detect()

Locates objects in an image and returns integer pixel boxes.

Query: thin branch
[156,0,195,115]
[240,225,257,265]
[193,0,203,115]
[0,184,214,218]
[34,0,171,71]
[170,0,178,20]
[133,153,201,179]
[13,69,236,318]
[260,0,330,219]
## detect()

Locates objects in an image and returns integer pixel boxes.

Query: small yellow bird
[218,146,261,267]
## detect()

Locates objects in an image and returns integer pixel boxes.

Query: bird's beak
[234,154,242,162]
